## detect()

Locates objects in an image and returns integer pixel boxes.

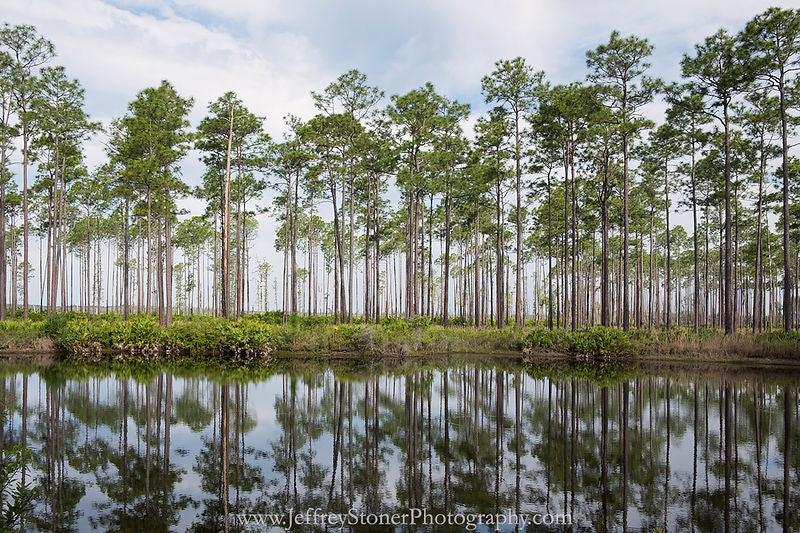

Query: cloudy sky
[2,0,790,304]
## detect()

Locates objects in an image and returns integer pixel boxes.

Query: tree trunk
[165,195,173,326]
[601,196,610,327]
[622,131,630,331]
[514,110,523,327]
[22,112,29,320]
[754,139,765,333]
[348,176,354,323]
[443,188,451,326]
[547,172,553,330]
[146,186,153,315]
[86,208,91,315]
[780,72,792,332]
[691,125,699,333]
[374,180,381,323]
[221,102,234,319]
[124,195,130,320]
[723,103,733,334]
[496,173,504,329]
[665,159,672,331]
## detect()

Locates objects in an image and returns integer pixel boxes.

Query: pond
[0,356,797,532]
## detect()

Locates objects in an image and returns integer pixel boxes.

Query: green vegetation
[1,312,529,361]
[0,9,799,344]
[0,312,799,363]
[0,313,274,363]
[523,325,800,358]
[0,396,37,532]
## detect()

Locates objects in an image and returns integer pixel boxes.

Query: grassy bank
[522,325,800,358]
[0,312,798,363]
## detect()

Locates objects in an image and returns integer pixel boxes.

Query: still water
[0,357,797,532]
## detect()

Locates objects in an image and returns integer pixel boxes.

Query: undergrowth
[0,311,798,363]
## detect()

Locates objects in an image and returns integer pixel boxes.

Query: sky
[1,0,792,307]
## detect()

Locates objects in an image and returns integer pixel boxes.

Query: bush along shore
[0,311,799,364]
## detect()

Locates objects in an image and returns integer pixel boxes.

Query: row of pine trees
[0,8,798,333]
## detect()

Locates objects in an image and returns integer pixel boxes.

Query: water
[0,356,797,532]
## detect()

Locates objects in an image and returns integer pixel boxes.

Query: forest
[0,7,800,358]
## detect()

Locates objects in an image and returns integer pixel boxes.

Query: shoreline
[1,313,799,367]
[3,343,800,368]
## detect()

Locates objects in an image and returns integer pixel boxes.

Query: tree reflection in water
[0,359,797,532]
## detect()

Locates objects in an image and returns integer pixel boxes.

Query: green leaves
[681,29,752,118]
[524,326,639,357]
[312,69,383,119]
[482,57,540,106]
[52,314,276,362]
[0,441,37,533]
[740,8,800,86]
[586,30,659,132]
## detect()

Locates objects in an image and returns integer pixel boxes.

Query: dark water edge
[0,355,797,532]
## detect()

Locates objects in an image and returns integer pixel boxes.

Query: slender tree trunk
[723,104,733,334]
[341,179,347,319]
[374,181,380,323]
[406,192,415,318]
[474,213,480,327]
[291,172,299,315]
[146,186,153,315]
[0,107,8,319]
[86,209,91,315]
[443,187,451,326]
[623,131,630,331]
[124,195,130,320]
[496,172,504,329]
[365,179,372,322]
[157,216,165,324]
[689,125,699,333]
[780,73,792,332]
[563,149,569,330]
[427,194,433,319]
[514,110,523,327]
[665,159,672,330]
[221,102,234,319]
[325,153,345,323]
[570,155,577,331]
[348,175,354,323]
[165,190,173,326]
[601,196,610,327]
[308,205,314,317]
[547,172,553,330]
[22,114,29,319]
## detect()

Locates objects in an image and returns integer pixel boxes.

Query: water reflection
[0,359,797,532]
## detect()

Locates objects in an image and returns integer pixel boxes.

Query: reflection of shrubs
[0,399,37,531]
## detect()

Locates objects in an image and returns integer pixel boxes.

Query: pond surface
[0,357,798,532]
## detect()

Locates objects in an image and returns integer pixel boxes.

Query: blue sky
[2,0,791,305]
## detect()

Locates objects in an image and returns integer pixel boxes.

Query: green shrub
[0,320,46,348]
[524,326,640,357]
[524,328,559,350]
